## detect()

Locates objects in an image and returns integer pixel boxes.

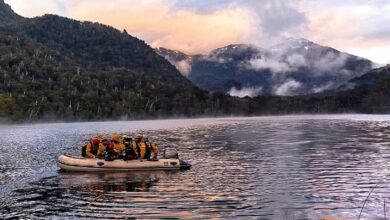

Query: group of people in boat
[82,133,158,161]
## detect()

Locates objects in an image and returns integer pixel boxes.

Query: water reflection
[59,172,161,193]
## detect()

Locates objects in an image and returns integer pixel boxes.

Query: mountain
[21,15,187,83]
[0,0,22,25]
[0,2,235,121]
[329,65,390,113]
[356,65,390,113]
[241,65,390,115]
[156,39,373,97]
[340,64,390,90]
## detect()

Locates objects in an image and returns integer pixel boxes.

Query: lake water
[1,115,390,219]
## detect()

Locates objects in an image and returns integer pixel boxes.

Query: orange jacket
[86,142,105,158]
[112,142,125,154]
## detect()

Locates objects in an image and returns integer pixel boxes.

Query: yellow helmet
[135,133,143,139]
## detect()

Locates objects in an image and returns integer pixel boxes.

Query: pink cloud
[67,0,252,54]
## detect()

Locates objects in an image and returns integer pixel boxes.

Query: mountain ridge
[0,0,23,25]
[340,64,390,90]
[156,41,373,97]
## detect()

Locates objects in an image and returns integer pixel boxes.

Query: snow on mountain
[156,39,373,96]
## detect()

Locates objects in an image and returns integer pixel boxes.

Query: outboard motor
[163,147,179,159]
[163,148,192,170]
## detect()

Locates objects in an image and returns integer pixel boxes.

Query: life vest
[90,145,98,155]
[107,142,115,150]
[144,142,152,159]
[81,141,98,157]
[134,141,152,159]
[124,142,137,159]
[104,142,117,161]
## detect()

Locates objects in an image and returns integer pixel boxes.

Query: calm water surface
[1,115,390,219]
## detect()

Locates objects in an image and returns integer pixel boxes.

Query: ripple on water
[1,116,390,219]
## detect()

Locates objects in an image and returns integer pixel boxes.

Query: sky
[4,0,390,64]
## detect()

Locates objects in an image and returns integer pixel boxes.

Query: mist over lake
[1,115,390,219]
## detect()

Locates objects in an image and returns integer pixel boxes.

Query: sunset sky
[5,0,390,64]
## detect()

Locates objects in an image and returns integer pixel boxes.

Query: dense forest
[0,2,234,122]
[0,1,389,122]
[0,28,237,121]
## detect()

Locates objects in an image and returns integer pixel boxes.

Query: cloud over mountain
[228,86,263,98]
[156,39,373,97]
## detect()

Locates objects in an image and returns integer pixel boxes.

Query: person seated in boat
[97,140,108,159]
[102,134,125,161]
[85,138,105,158]
[104,140,116,161]
[132,134,159,160]
[143,136,159,160]
[112,133,126,158]
[122,135,137,160]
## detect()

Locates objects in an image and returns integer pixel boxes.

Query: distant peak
[214,44,252,51]
[210,44,264,55]
[155,47,190,61]
[206,44,267,62]
[270,37,316,51]
[156,47,183,54]
[286,37,311,44]
[157,47,188,55]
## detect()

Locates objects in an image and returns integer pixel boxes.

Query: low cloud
[274,79,302,96]
[200,55,231,64]
[247,52,308,74]
[311,82,334,93]
[311,51,350,75]
[248,57,291,73]
[245,41,356,78]
[286,54,307,67]
[170,59,192,76]
[228,86,262,98]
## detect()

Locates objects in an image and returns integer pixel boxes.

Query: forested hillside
[0,31,226,121]
[0,1,234,121]
[22,15,187,83]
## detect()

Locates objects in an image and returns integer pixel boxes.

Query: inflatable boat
[57,155,192,172]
